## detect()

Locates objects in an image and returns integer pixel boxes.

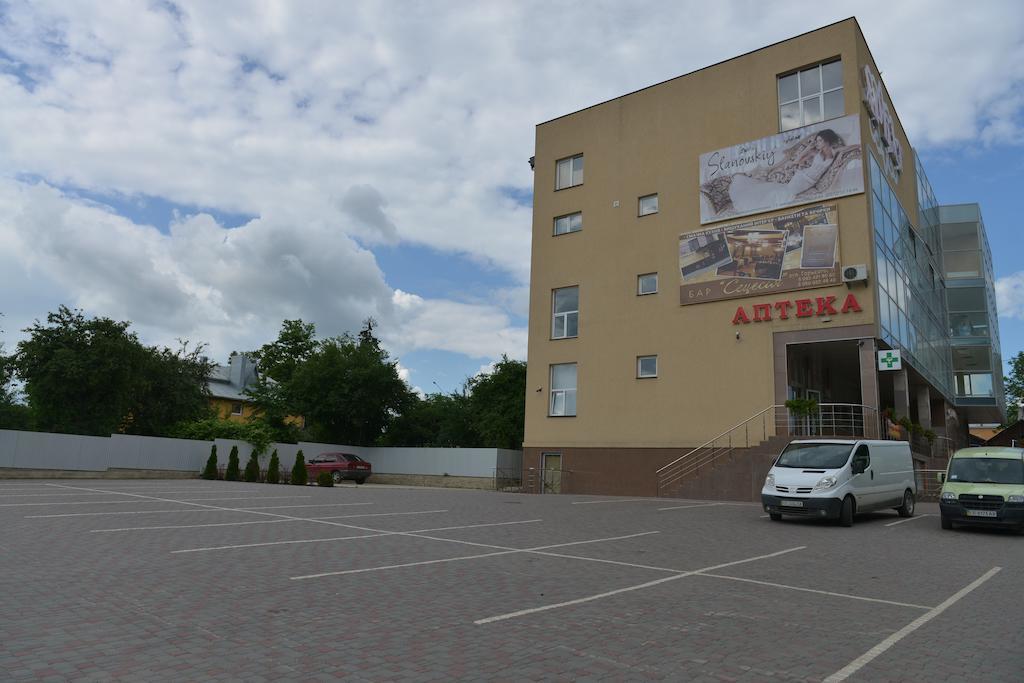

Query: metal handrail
[656,403,881,497]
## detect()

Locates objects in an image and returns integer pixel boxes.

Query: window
[553,212,582,235]
[637,355,658,378]
[230,402,243,416]
[555,154,583,190]
[637,273,658,295]
[551,286,579,339]
[638,194,659,216]
[778,59,843,131]
[549,363,577,416]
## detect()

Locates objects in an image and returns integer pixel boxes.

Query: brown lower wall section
[525,444,783,502]
[369,474,493,490]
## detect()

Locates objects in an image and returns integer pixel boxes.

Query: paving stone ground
[0,479,1021,681]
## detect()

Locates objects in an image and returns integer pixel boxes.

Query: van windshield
[775,443,853,469]
[948,457,1024,484]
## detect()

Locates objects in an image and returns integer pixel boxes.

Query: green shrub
[291,450,307,486]
[243,452,260,482]
[317,471,334,487]
[266,449,280,484]
[225,445,241,481]
[201,444,218,480]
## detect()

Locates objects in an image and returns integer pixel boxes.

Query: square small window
[637,273,658,295]
[638,194,659,216]
[637,355,658,378]
[231,402,243,416]
[553,212,582,235]
[555,154,583,190]
[778,59,842,132]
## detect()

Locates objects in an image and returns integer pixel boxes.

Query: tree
[202,445,218,480]
[1004,351,1024,424]
[266,449,280,484]
[380,391,480,447]
[290,320,415,445]
[244,319,317,443]
[225,445,240,481]
[0,314,33,430]
[291,450,307,485]
[466,356,527,449]
[171,418,273,457]
[13,306,210,436]
[244,452,260,482]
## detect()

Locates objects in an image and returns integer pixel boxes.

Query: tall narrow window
[549,363,577,416]
[552,286,579,339]
[638,193,659,216]
[778,60,843,132]
[555,154,584,190]
[553,212,582,235]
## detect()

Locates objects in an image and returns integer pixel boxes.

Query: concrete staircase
[663,434,792,503]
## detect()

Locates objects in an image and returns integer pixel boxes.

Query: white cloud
[1,0,1022,371]
[995,272,1024,319]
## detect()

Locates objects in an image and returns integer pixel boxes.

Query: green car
[938,447,1024,532]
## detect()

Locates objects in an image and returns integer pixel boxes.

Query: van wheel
[769,513,782,521]
[839,496,854,527]
[897,490,915,517]
[941,516,953,530]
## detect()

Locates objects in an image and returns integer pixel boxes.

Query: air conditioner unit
[842,264,869,284]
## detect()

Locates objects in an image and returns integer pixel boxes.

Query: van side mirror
[936,471,945,484]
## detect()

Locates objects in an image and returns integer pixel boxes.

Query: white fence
[0,429,521,479]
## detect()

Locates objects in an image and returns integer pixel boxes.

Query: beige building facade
[523,18,1004,496]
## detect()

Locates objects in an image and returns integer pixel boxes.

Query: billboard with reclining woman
[698,114,863,224]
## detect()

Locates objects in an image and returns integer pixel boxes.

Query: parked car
[306,452,372,484]
[761,439,916,526]
[938,447,1024,532]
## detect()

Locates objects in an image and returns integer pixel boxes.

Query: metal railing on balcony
[655,403,881,497]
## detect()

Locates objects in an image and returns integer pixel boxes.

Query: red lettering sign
[729,293,862,323]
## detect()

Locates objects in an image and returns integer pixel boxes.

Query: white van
[761,439,917,527]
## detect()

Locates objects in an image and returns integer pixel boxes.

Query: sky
[0,1,1022,395]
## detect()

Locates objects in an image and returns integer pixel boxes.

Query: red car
[306,452,372,484]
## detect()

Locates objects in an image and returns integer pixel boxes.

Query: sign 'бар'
[731,293,862,324]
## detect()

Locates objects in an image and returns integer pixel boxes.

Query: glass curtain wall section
[939,204,1004,405]
[870,153,953,397]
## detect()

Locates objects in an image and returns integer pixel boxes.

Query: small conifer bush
[291,450,307,486]
[201,445,218,480]
[266,449,280,484]
[244,452,260,482]
[225,445,241,481]
[317,471,334,487]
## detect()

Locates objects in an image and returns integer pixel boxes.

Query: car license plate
[965,509,998,518]
[780,500,804,508]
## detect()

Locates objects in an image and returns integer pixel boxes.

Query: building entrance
[786,340,863,405]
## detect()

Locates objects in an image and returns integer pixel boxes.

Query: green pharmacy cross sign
[877,349,902,371]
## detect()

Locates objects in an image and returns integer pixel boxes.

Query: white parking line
[696,573,932,610]
[29,509,230,518]
[238,503,374,510]
[824,567,1002,682]
[91,519,303,532]
[92,509,452,532]
[884,514,934,527]
[0,499,166,507]
[571,499,651,505]
[0,492,129,497]
[291,531,659,579]
[658,502,725,512]
[473,546,805,625]
[173,496,313,502]
[175,519,546,554]
[314,509,448,520]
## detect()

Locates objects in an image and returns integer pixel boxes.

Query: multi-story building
[523,17,1004,497]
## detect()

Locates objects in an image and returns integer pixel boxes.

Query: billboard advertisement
[698,114,863,224]
[679,203,841,305]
